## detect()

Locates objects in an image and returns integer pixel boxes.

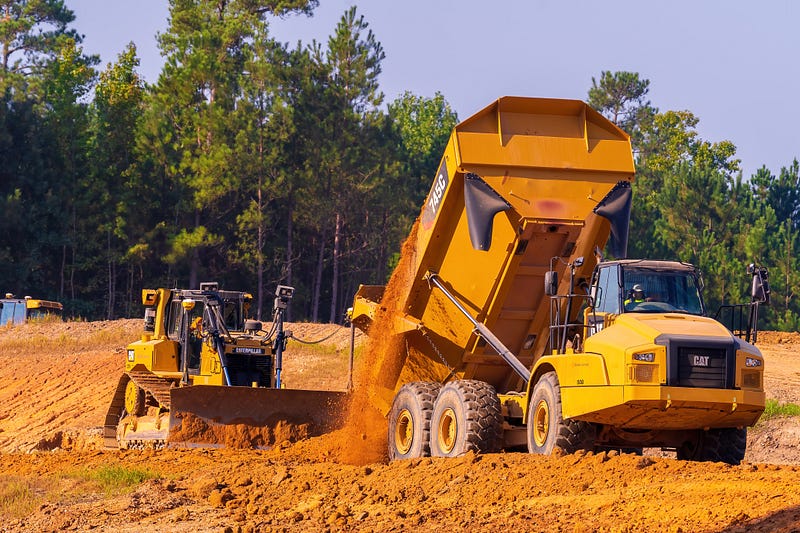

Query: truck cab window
[622,268,704,315]
[594,265,621,314]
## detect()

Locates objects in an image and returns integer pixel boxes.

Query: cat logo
[692,354,710,367]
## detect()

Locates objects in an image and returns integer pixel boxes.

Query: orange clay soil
[2,299,800,530]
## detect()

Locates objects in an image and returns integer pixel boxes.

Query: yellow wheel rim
[124,380,141,415]
[394,408,414,455]
[533,399,550,447]
[437,407,457,454]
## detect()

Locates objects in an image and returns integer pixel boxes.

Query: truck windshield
[622,268,704,315]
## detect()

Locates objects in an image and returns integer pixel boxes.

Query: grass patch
[0,477,50,519]
[758,398,800,424]
[68,465,159,496]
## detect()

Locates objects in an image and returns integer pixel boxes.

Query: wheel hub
[395,408,414,455]
[437,407,457,454]
[533,399,550,447]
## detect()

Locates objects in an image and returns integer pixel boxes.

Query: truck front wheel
[388,382,441,460]
[527,372,595,455]
[677,427,747,465]
[430,380,502,457]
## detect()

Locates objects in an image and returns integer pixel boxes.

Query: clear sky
[69,1,800,179]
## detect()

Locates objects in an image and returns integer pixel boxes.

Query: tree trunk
[286,202,293,322]
[256,172,264,321]
[329,212,341,323]
[312,232,326,323]
[189,210,200,289]
[107,228,115,320]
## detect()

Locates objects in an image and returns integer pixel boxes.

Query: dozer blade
[167,386,350,448]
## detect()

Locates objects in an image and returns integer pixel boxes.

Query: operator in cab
[624,284,646,310]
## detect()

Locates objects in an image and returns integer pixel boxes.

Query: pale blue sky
[69,1,800,179]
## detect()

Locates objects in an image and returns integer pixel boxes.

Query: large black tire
[677,427,747,465]
[388,382,441,460]
[527,372,595,455]
[430,380,503,457]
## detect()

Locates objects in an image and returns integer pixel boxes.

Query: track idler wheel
[124,378,147,417]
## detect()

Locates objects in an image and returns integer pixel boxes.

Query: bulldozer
[349,96,767,465]
[104,282,348,449]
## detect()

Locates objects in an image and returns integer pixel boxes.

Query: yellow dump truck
[350,96,767,465]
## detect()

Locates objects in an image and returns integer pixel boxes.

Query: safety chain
[419,326,457,383]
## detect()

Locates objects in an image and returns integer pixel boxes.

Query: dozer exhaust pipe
[425,272,531,383]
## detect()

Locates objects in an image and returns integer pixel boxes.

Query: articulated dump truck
[350,96,768,465]
[105,283,347,448]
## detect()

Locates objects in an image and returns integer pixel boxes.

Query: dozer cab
[104,282,348,448]
[349,96,767,465]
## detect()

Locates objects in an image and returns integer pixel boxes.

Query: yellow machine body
[351,96,765,456]
[105,286,347,448]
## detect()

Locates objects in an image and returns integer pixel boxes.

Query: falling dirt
[2,311,800,530]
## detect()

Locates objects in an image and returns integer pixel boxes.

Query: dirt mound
[757,330,800,345]
[2,316,800,530]
[3,447,800,532]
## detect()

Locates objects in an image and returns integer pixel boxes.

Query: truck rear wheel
[430,380,502,457]
[388,382,441,460]
[677,427,747,465]
[527,372,595,455]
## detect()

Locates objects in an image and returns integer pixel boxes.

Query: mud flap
[167,386,350,448]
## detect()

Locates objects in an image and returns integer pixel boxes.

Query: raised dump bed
[352,96,766,465]
[355,96,634,398]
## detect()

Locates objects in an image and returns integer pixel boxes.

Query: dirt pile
[3,446,800,532]
[2,315,800,530]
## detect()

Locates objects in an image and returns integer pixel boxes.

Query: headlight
[127,349,135,362]
[745,357,762,368]
[633,352,656,363]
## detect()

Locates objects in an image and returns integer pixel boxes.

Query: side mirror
[544,271,558,296]
[751,265,770,304]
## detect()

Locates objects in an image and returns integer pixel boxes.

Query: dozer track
[103,370,175,449]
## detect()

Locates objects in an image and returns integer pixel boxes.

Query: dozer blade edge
[167,386,351,448]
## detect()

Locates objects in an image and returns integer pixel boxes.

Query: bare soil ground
[1,320,800,532]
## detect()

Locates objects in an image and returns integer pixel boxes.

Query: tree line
[1,2,798,330]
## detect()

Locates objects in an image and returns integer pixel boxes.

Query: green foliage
[389,91,458,205]
[0,477,44,518]
[69,465,159,496]
[5,10,800,332]
[759,399,800,423]
[588,71,655,148]
[590,70,800,328]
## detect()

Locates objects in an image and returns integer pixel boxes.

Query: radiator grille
[677,346,727,388]
[227,354,272,387]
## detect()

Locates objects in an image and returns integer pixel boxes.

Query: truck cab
[530,259,767,462]
[593,260,704,318]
